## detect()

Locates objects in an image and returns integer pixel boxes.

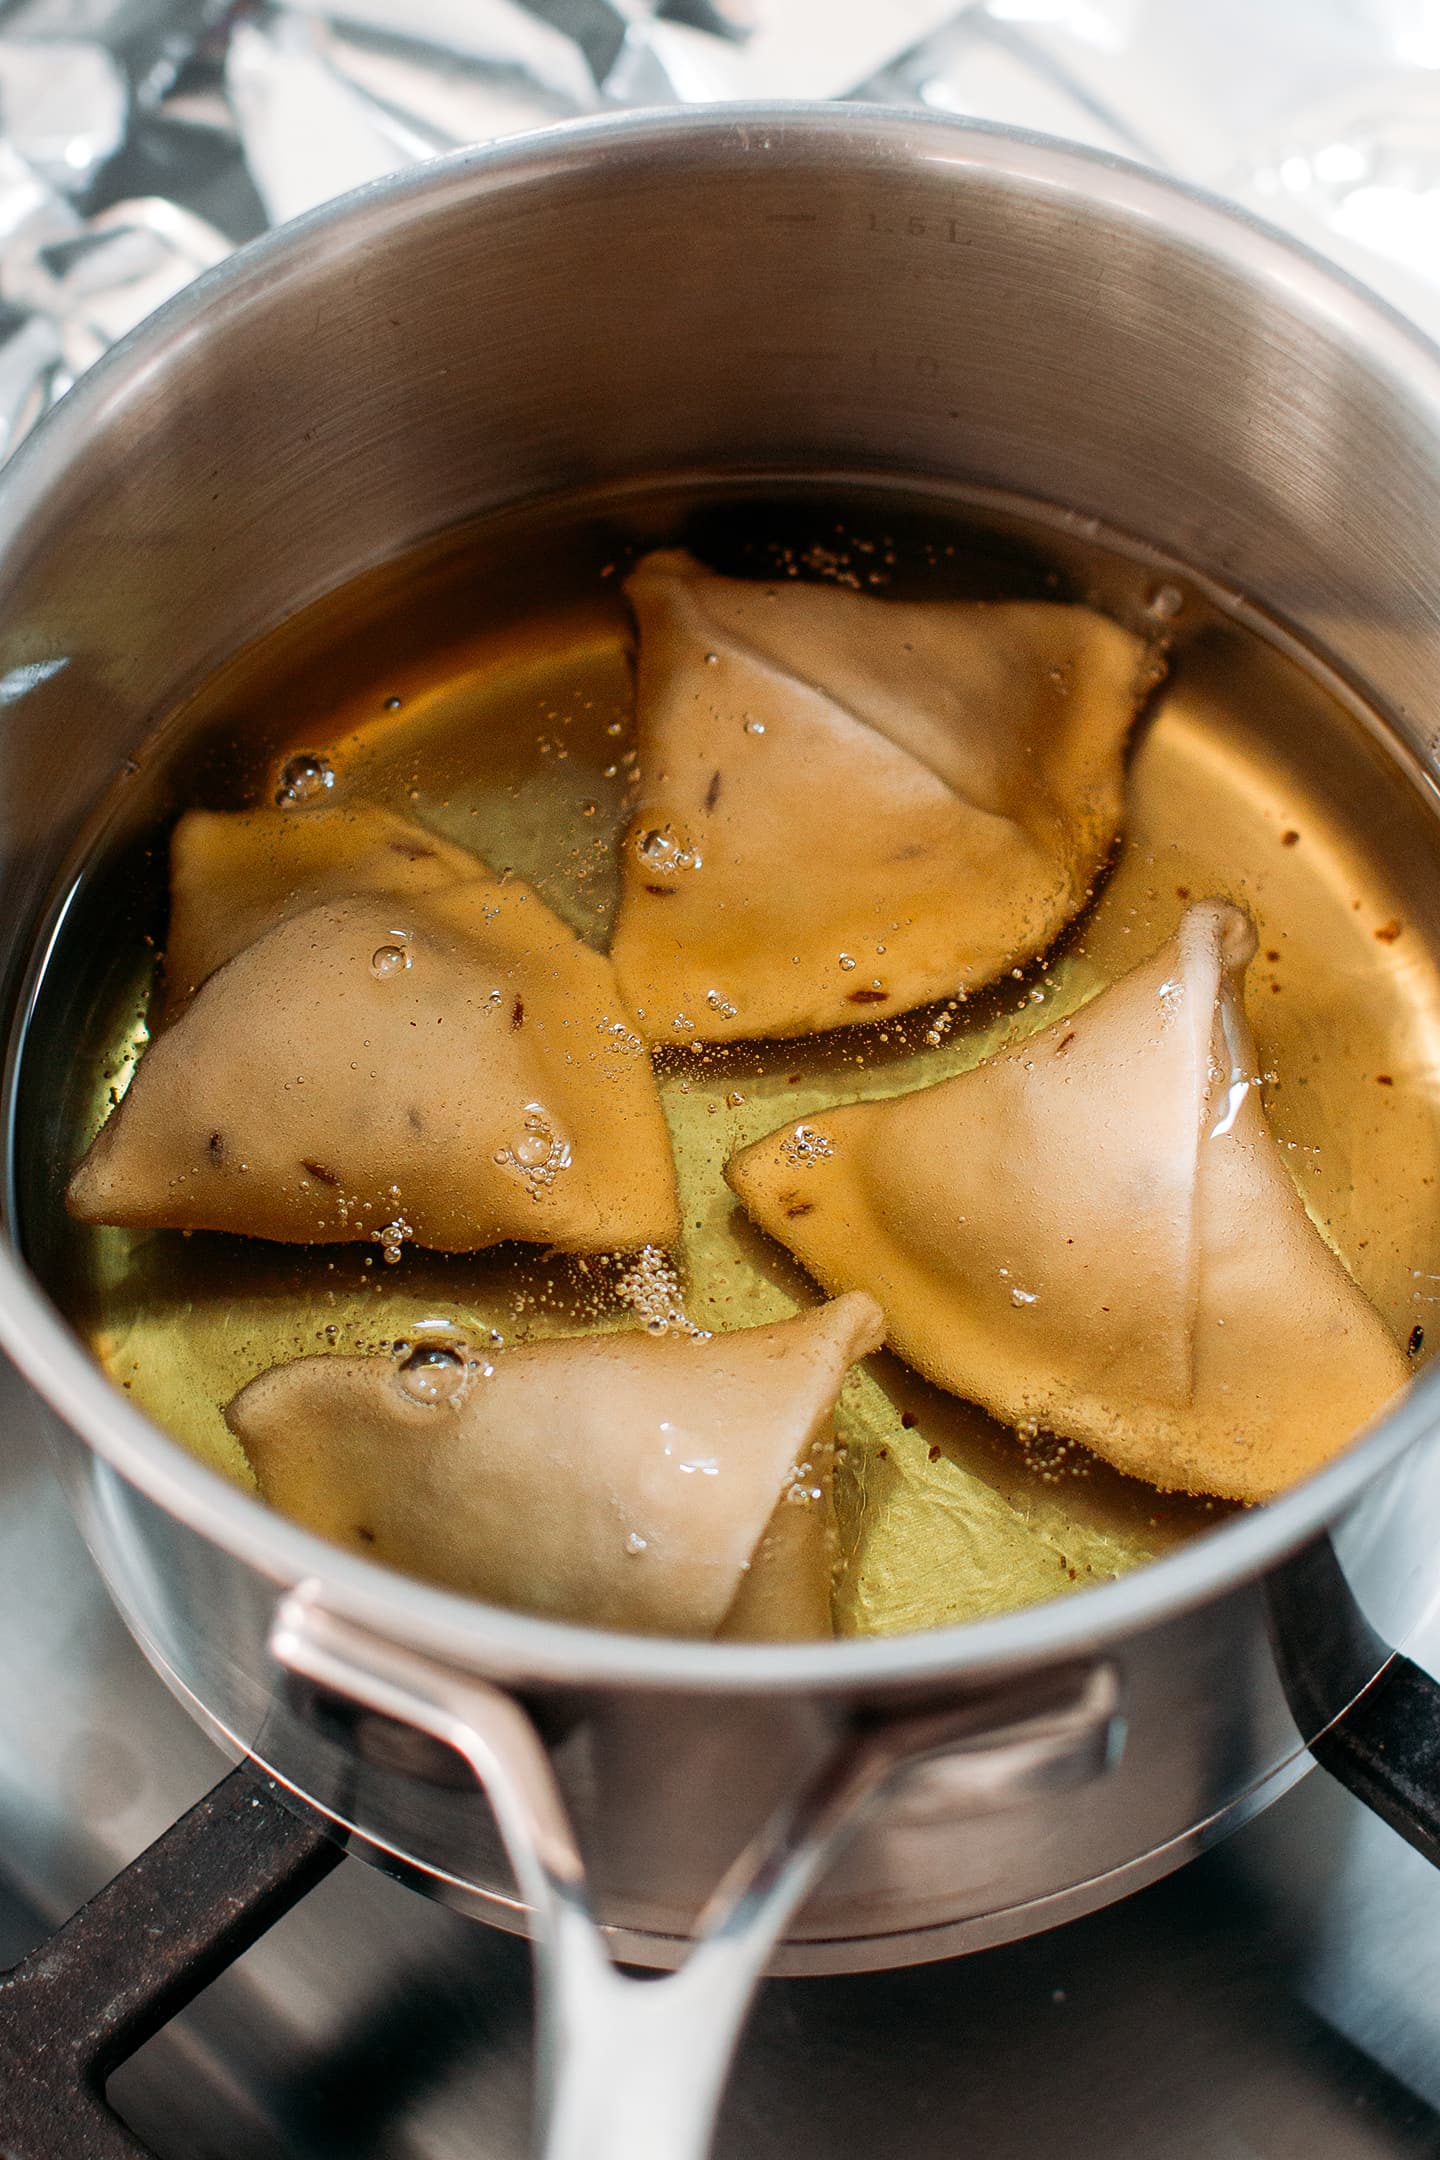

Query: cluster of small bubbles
[395,1341,469,1406]
[743,717,766,736]
[595,1015,643,1058]
[782,1124,835,1167]
[625,1530,649,1556]
[672,1012,696,1034]
[615,1245,711,1340]
[1146,582,1185,623]
[783,1460,824,1506]
[493,1106,572,1198]
[275,752,335,806]
[370,940,412,980]
[636,825,702,874]
[1010,1285,1040,1308]
[838,953,857,972]
[375,1216,413,1265]
[705,988,738,1019]
[599,1017,644,1056]
[799,542,865,590]
[925,1012,955,1048]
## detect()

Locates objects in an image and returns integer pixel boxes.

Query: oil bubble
[616,1245,710,1340]
[275,753,335,806]
[396,1342,468,1405]
[782,1125,835,1167]
[636,825,701,874]
[370,943,411,979]
[494,1106,571,1196]
[1146,582,1184,622]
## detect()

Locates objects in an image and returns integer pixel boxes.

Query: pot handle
[270,1588,1122,2160]
[1266,1534,1440,1866]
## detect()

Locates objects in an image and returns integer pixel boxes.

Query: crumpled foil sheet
[2,0,1440,460]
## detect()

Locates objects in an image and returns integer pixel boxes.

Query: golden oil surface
[18,483,1440,1636]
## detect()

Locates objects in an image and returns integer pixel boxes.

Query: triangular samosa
[726,902,1406,1502]
[226,1292,885,1637]
[69,824,680,1253]
[610,550,1151,1042]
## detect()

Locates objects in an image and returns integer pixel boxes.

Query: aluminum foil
[2,0,1440,458]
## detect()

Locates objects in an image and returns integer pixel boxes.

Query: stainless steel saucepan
[2,107,1440,2160]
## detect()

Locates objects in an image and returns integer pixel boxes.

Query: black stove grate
[0,1770,340,2160]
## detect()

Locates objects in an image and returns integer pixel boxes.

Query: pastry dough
[164,804,484,1011]
[226,1292,885,1637]
[611,550,1150,1042]
[726,902,1406,1501]
[69,814,679,1253]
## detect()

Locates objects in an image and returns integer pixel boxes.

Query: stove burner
[0,1769,340,2159]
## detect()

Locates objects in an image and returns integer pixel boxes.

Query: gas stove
[1,1331,1438,2160]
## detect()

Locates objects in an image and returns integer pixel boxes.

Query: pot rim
[3,101,1440,1696]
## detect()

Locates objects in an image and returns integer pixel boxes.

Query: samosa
[726,901,1406,1502]
[227,1292,885,1637]
[69,809,679,1254]
[611,550,1151,1042]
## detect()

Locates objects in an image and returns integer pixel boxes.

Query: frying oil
[16,481,1440,1637]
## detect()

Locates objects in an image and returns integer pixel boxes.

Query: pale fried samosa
[226,1292,885,1637]
[726,901,1406,1502]
[611,550,1151,1043]
[68,819,679,1253]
